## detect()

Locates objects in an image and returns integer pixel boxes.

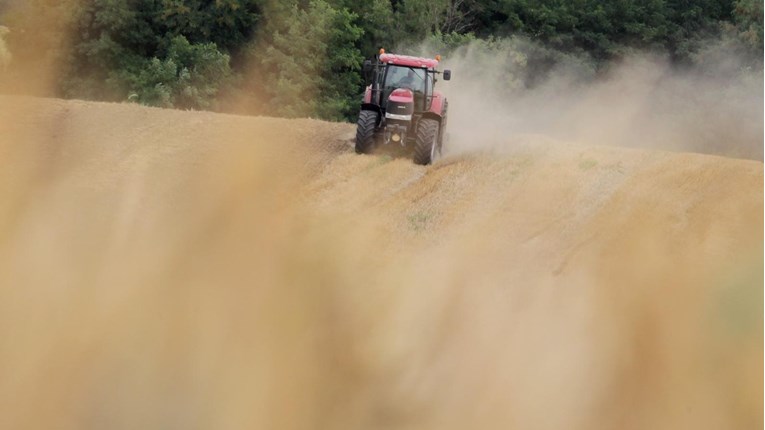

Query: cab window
[384,66,426,94]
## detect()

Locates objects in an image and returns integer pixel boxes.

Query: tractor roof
[379,53,439,69]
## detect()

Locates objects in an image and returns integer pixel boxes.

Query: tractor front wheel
[355,110,378,154]
[414,118,439,165]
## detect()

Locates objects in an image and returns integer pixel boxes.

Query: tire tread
[414,118,439,165]
[355,110,377,154]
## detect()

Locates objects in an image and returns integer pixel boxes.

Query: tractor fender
[360,103,381,114]
[428,92,447,116]
[359,103,382,127]
[363,85,372,103]
[422,98,448,131]
[421,99,448,150]
[419,111,443,124]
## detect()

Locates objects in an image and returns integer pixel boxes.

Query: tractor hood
[386,88,414,121]
[389,88,414,104]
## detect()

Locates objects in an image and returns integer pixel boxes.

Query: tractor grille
[387,100,414,117]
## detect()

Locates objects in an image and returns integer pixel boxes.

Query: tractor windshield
[383,65,430,111]
[384,66,427,94]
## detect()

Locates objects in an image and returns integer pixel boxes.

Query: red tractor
[356,50,451,165]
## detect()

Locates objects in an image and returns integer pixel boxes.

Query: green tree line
[0,0,761,121]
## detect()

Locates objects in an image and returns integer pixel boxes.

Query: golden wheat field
[0,94,762,429]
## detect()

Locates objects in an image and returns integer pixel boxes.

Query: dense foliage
[0,0,761,120]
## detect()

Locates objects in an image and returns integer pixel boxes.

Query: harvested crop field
[0,95,761,429]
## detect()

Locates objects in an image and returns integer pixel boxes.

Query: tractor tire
[355,110,378,154]
[414,118,439,165]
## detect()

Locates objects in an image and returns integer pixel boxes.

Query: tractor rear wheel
[414,118,439,165]
[355,110,377,154]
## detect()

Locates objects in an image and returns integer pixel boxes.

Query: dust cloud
[0,1,77,97]
[431,37,764,160]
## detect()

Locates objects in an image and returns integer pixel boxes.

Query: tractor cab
[362,51,447,117]
[356,50,452,165]
[381,65,428,108]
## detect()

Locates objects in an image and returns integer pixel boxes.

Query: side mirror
[443,69,452,81]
